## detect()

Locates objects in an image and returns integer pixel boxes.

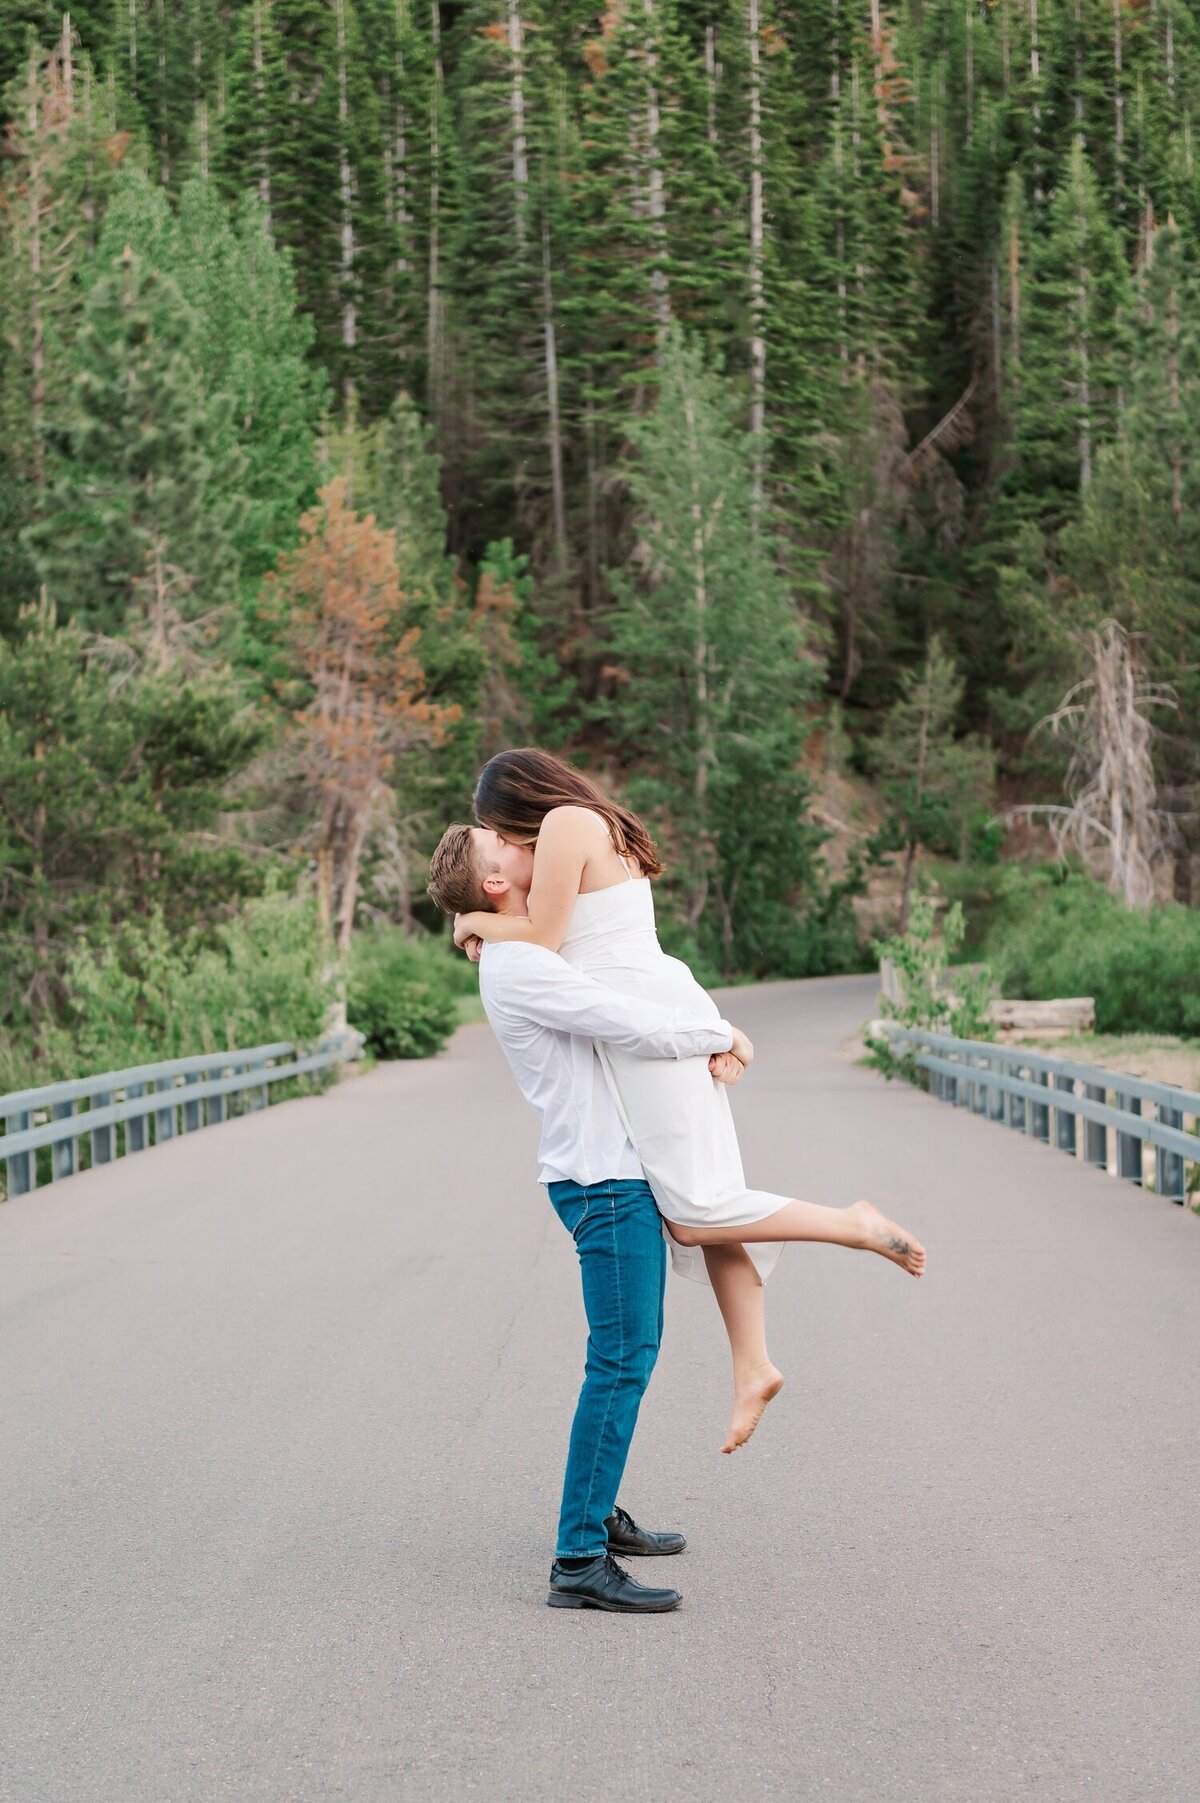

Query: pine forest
[4,0,1200,1081]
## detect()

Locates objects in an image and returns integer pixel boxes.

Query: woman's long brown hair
[473,748,664,877]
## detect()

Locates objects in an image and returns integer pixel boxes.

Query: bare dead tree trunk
[507,0,529,257]
[427,1,445,430]
[1030,0,1042,200]
[541,203,568,579]
[335,0,357,384]
[128,0,138,99]
[1008,201,1022,400]
[831,4,848,369]
[643,0,670,331]
[155,0,169,183]
[1076,197,1092,491]
[930,61,941,230]
[1166,1,1176,96]
[1166,242,1183,525]
[252,0,272,227]
[990,260,1003,416]
[897,660,934,931]
[1113,0,1124,195]
[683,387,713,931]
[747,0,766,504]
[1032,621,1177,910]
[583,394,600,615]
[25,77,46,496]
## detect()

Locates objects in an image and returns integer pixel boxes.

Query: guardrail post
[91,1092,114,1165]
[182,1071,202,1133]
[52,1098,77,1180]
[251,1061,269,1111]
[1156,1095,1186,1204]
[1029,1070,1050,1143]
[1054,1074,1077,1154]
[1005,1062,1024,1131]
[155,1076,177,1143]
[973,1060,988,1115]
[988,1056,1006,1122]
[1084,1084,1107,1169]
[1116,1094,1143,1185]
[206,1061,227,1127]
[127,1082,147,1153]
[5,1111,34,1196]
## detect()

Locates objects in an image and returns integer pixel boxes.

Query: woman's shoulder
[538,804,611,842]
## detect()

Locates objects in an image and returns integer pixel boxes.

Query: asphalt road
[3,973,1199,1803]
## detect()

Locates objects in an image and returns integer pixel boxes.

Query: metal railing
[882,1026,1200,1204]
[1,1040,346,1201]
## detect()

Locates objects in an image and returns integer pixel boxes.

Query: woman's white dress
[557,870,786,1286]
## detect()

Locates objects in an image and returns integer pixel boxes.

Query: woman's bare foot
[847,1201,926,1276]
[721,1362,785,1454]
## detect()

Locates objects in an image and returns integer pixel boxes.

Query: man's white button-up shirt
[478,941,733,1187]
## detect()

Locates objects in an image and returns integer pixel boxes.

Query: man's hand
[709,1050,745,1087]
[729,1025,754,1069]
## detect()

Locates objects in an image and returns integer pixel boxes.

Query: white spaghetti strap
[606,822,636,882]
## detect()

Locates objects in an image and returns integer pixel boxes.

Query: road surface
[3,974,1199,1801]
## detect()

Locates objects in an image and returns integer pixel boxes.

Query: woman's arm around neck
[454,805,600,952]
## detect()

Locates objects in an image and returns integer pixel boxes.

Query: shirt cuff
[711,1019,734,1053]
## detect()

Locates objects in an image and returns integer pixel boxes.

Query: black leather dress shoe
[547,1552,682,1612]
[605,1504,687,1558]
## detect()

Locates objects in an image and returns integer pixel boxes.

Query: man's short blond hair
[427,823,497,916]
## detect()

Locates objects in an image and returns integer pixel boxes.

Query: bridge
[3,973,1198,1801]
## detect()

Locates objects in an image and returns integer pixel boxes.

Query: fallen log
[987,997,1095,1033]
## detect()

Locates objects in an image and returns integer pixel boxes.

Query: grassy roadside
[1013,1031,1200,1093]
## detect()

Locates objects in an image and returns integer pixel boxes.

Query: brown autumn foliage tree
[265,475,456,951]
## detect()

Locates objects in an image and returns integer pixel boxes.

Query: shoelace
[611,1505,638,1535]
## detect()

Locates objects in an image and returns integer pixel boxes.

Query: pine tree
[0,30,123,625]
[1008,135,1132,530]
[873,633,995,928]
[23,241,246,662]
[86,168,327,643]
[0,594,265,1042]
[606,324,825,973]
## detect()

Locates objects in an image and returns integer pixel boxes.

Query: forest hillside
[3,0,1200,1079]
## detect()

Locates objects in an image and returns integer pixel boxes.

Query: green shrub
[983,870,1200,1037]
[866,896,994,1079]
[347,927,462,1059]
[37,879,335,1082]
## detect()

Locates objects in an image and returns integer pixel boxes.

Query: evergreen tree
[84,166,327,667]
[606,324,826,974]
[872,634,995,929]
[0,31,122,628]
[0,595,265,1043]
[23,241,246,661]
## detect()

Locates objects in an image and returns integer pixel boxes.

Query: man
[427,823,753,1615]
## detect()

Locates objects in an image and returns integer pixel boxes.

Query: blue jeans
[548,1178,667,1559]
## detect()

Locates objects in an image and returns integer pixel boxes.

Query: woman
[454,748,926,1452]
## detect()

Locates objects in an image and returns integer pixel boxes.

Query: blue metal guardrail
[882,1026,1200,1204]
[1,1041,345,1201]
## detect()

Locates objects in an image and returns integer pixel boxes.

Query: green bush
[866,895,994,1080]
[347,927,462,1060]
[983,870,1200,1036]
[34,879,335,1083]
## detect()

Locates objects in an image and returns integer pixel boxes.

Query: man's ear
[480,871,509,900]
